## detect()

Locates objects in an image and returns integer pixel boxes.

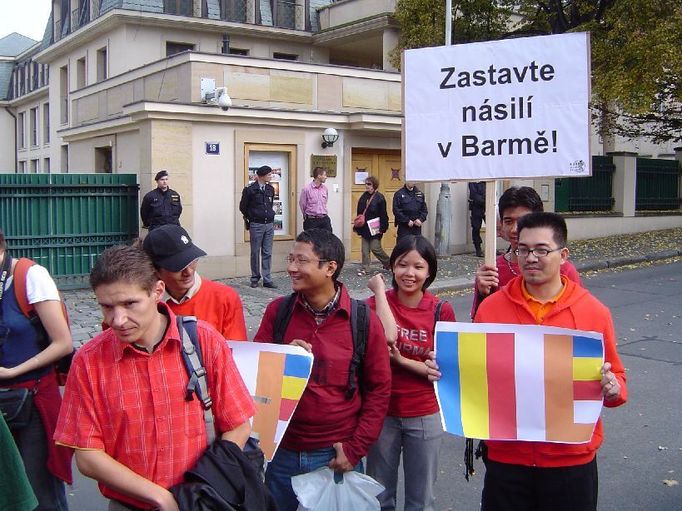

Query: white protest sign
[404,32,591,181]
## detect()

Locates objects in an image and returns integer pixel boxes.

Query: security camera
[217,90,232,111]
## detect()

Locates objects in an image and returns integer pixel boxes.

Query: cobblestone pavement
[63,227,682,345]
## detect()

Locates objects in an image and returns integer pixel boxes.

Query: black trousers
[471,210,484,246]
[397,224,422,239]
[481,457,598,511]
[303,215,332,232]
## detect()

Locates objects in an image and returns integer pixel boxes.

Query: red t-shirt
[367,290,456,417]
[166,279,248,341]
[55,303,255,509]
[254,286,391,467]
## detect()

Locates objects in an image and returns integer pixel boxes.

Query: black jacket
[468,182,486,214]
[392,185,428,226]
[170,439,277,511]
[239,181,275,224]
[140,187,182,229]
[354,191,389,240]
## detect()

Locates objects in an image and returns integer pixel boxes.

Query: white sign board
[404,32,591,181]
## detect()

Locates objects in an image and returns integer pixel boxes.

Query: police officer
[392,181,428,239]
[140,170,182,230]
[468,181,486,257]
[239,165,278,289]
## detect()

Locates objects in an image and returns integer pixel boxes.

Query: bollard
[434,182,451,256]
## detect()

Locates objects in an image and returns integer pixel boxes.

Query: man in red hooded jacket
[474,212,627,511]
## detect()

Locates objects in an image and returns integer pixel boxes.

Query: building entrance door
[350,149,403,262]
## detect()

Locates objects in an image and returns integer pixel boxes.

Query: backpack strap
[347,298,370,399]
[13,258,36,318]
[434,300,444,331]
[273,293,297,343]
[177,315,215,444]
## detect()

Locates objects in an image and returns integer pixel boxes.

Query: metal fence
[0,174,139,288]
[555,156,616,212]
[636,158,682,211]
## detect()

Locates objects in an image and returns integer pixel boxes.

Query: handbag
[0,387,34,430]
[353,193,375,229]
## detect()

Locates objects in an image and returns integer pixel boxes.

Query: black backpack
[272,293,370,399]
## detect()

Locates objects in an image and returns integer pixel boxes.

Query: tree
[391,0,682,143]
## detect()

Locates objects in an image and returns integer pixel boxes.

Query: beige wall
[0,109,16,171]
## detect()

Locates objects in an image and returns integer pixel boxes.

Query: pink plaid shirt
[299,180,328,217]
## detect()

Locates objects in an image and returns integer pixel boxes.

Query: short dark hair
[498,186,544,220]
[0,228,5,251]
[312,167,326,179]
[364,175,379,189]
[389,235,438,291]
[295,228,344,281]
[517,212,568,248]
[90,245,159,293]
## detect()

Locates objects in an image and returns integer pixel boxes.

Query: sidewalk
[63,228,682,344]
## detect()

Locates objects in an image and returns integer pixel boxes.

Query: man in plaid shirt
[55,245,255,511]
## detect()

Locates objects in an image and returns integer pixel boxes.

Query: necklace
[504,252,519,276]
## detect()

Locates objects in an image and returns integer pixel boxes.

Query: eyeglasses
[514,247,564,258]
[285,255,330,267]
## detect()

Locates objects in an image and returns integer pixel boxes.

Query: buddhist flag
[434,322,604,443]
[228,342,313,460]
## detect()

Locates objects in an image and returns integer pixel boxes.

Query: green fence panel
[636,158,682,211]
[555,156,615,212]
[0,174,139,288]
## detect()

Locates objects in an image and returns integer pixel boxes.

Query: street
[66,260,682,510]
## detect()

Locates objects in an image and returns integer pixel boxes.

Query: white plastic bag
[291,467,385,511]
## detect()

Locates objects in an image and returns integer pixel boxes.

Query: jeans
[366,413,444,511]
[13,406,68,511]
[303,215,332,232]
[265,446,363,511]
[361,237,390,271]
[249,222,274,285]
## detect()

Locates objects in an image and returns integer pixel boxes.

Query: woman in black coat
[354,176,390,275]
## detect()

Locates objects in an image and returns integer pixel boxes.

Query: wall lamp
[200,78,232,111]
[321,128,339,148]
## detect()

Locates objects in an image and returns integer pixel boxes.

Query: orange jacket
[475,276,627,467]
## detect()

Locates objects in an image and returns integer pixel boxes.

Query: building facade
[0,1,679,279]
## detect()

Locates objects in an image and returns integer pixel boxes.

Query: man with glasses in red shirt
[54,245,255,511]
[254,229,391,511]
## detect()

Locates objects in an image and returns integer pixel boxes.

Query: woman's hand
[367,273,386,295]
[289,339,313,352]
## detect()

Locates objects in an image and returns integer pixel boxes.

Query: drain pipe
[4,107,18,172]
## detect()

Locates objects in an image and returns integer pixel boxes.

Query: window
[60,65,69,124]
[273,52,298,61]
[76,57,86,88]
[61,145,69,172]
[30,159,39,173]
[30,108,38,147]
[44,158,50,173]
[43,103,50,144]
[229,48,249,56]
[95,147,113,173]
[19,161,27,173]
[220,0,247,22]
[164,0,192,15]
[18,112,25,149]
[96,47,107,81]
[166,42,195,57]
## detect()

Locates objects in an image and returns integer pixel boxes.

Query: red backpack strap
[13,257,36,318]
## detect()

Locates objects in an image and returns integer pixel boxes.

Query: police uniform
[392,185,428,239]
[140,187,182,230]
[239,178,276,287]
[468,181,486,257]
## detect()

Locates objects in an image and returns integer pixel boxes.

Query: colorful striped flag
[434,322,604,444]
[228,342,313,460]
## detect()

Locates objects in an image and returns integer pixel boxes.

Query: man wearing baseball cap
[143,224,248,341]
[239,165,278,289]
[140,170,183,231]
